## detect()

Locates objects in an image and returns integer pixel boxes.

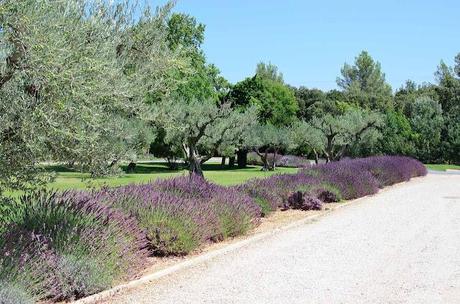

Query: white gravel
[104,174,460,304]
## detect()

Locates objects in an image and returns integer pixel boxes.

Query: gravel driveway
[103,174,460,304]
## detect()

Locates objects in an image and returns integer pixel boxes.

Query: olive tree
[244,124,291,171]
[290,121,324,164]
[154,100,257,176]
[0,0,179,193]
[293,109,383,162]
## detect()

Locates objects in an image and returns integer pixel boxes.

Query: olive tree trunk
[183,143,204,177]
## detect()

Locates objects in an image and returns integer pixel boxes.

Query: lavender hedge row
[240,156,427,214]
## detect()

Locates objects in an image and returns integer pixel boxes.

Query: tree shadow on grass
[126,162,260,174]
[44,161,260,175]
[44,165,78,173]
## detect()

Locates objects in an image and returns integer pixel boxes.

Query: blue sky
[158,0,459,91]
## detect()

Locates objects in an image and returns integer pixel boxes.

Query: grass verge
[49,162,298,189]
[425,164,460,171]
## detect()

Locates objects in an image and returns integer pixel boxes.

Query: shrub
[305,160,380,199]
[153,176,261,241]
[101,176,261,255]
[283,191,322,211]
[276,155,312,168]
[351,156,427,187]
[236,179,283,215]
[0,196,22,236]
[242,173,322,210]
[313,186,342,203]
[210,187,260,239]
[0,282,35,304]
[242,156,426,207]
[153,176,261,240]
[0,191,147,301]
[98,184,214,256]
[0,238,52,302]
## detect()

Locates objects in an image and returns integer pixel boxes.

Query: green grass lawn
[44,162,298,191]
[425,164,460,171]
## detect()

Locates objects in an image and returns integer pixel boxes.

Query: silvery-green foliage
[243,123,291,170]
[120,2,189,105]
[201,106,259,157]
[309,108,383,161]
[0,0,180,191]
[0,282,34,304]
[290,121,324,152]
[245,123,291,153]
[153,99,257,175]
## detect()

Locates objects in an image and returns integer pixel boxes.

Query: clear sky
[158,0,459,91]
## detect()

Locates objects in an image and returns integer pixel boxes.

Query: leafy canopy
[229,63,298,126]
[337,51,393,111]
[0,0,180,193]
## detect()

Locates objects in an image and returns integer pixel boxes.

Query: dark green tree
[166,13,230,102]
[377,110,416,156]
[410,97,444,162]
[229,76,298,126]
[434,58,460,163]
[394,81,437,117]
[292,87,326,121]
[337,51,393,111]
[434,61,460,114]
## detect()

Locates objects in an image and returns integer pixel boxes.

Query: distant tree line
[1,0,459,195]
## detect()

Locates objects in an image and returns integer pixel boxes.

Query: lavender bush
[98,183,214,255]
[242,156,426,210]
[0,238,52,302]
[312,185,342,203]
[236,176,286,216]
[0,282,35,304]
[0,191,147,301]
[283,191,322,211]
[307,160,380,200]
[350,156,427,187]
[153,176,261,239]
[0,196,21,236]
[239,172,331,214]
[100,176,261,255]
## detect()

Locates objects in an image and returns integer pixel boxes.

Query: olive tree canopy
[0,0,180,193]
[291,108,383,162]
[153,99,257,176]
